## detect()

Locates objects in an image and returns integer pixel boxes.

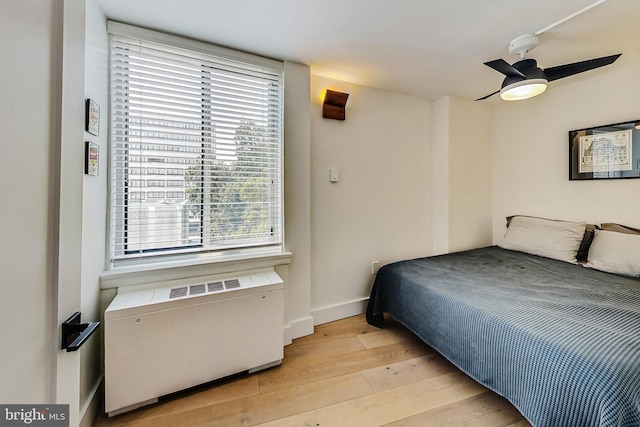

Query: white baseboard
[312,297,369,326]
[283,315,314,345]
[80,376,103,427]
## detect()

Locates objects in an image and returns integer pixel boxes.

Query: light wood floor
[93,314,532,427]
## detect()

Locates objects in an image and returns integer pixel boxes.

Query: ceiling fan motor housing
[502,59,546,88]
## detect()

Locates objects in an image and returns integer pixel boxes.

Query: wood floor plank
[278,325,423,375]
[507,420,534,427]
[292,314,380,345]
[283,335,366,360]
[361,353,457,392]
[357,325,422,349]
[382,392,527,427]
[254,371,487,427]
[257,340,432,394]
[283,325,424,372]
[93,375,259,427]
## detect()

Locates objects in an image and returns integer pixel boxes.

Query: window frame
[107,21,284,267]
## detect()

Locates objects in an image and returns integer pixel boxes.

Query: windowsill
[100,250,292,290]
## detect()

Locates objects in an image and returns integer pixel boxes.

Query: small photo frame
[85,141,99,176]
[85,98,100,136]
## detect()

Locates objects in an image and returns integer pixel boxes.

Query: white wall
[447,97,493,252]
[431,97,450,255]
[310,75,432,322]
[0,0,57,403]
[492,64,640,242]
[283,61,314,339]
[431,96,493,254]
[81,0,108,422]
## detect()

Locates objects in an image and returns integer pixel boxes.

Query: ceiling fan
[476,0,622,101]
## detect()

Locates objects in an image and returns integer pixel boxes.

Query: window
[108,22,283,262]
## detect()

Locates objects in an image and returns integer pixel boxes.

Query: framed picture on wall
[85,98,100,136]
[569,119,640,180]
[85,141,99,176]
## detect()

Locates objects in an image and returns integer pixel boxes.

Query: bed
[366,218,640,427]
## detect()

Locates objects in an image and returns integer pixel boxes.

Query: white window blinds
[108,22,283,262]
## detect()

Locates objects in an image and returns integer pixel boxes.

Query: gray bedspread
[366,246,640,427]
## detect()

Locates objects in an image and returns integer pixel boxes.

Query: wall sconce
[322,89,349,120]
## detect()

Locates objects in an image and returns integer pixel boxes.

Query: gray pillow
[506,215,595,262]
[499,216,586,263]
[585,229,640,277]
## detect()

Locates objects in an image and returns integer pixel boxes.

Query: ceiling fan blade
[484,59,525,78]
[475,89,500,101]
[544,53,621,82]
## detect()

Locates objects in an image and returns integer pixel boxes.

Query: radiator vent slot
[224,279,240,289]
[189,284,206,295]
[169,287,187,298]
[207,282,223,292]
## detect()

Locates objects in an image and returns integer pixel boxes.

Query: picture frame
[569,119,640,180]
[85,141,99,176]
[85,98,100,136]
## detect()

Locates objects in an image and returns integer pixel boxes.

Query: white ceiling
[95,0,640,103]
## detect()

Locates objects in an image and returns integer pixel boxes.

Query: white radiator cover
[104,269,284,415]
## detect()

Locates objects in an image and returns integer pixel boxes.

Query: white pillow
[585,229,640,277]
[498,216,586,263]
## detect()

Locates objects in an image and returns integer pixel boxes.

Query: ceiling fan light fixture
[500,78,548,101]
